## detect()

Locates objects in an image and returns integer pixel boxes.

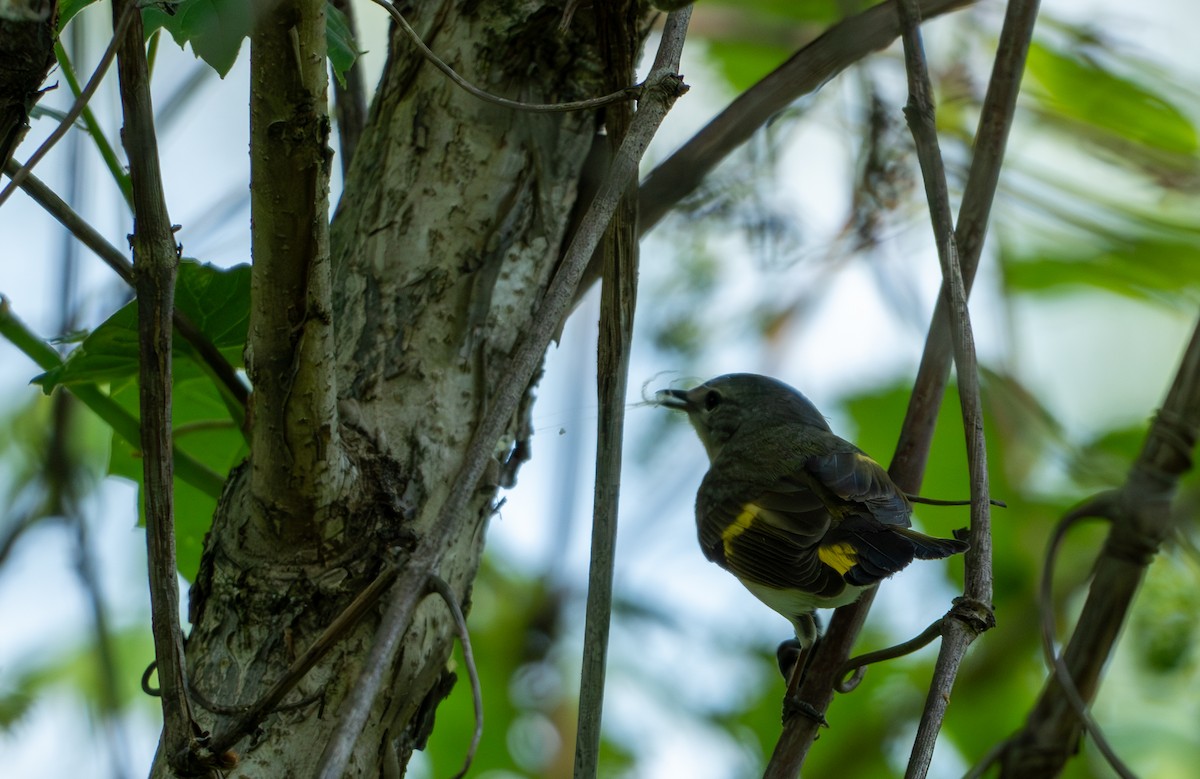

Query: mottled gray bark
[164,3,614,775]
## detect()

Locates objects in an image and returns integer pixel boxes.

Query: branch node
[949,596,996,635]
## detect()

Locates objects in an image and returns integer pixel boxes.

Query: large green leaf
[143,0,362,80]
[28,260,248,579]
[34,260,248,392]
[326,1,365,89]
[107,377,246,580]
[143,0,259,78]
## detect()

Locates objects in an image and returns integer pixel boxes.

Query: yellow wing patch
[721,504,758,558]
[817,541,858,575]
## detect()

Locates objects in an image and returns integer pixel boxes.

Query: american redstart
[657,373,968,649]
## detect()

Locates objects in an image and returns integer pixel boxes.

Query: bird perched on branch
[657,373,969,651]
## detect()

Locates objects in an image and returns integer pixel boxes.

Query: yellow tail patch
[818,541,858,575]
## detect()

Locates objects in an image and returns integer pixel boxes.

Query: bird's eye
[704,390,722,411]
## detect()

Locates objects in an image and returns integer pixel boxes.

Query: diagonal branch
[0,4,132,209]
[766,0,1040,773]
[112,0,197,771]
[995,316,1200,777]
[637,0,976,237]
[312,10,693,777]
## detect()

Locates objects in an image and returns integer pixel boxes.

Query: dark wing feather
[802,449,912,527]
[696,481,844,598]
[695,440,967,596]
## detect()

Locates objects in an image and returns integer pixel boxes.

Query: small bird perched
[657,373,968,650]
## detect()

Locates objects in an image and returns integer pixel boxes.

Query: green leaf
[1025,42,1199,158]
[1002,236,1200,303]
[57,0,101,31]
[327,1,364,89]
[108,378,246,580]
[143,0,361,81]
[143,0,258,78]
[35,260,249,392]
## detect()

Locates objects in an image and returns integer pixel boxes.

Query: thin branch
[0,507,41,568]
[891,1,995,773]
[997,318,1200,777]
[907,494,1007,507]
[429,574,483,779]
[766,0,1036,770]
[312,11,693,777]
[53,40,133,206]
[113,0,196,771]
[1037,504,1136,779]
[573,6,640,776]
[637,0,977,237]
[368,0,642,113]
[0,5,135,210]
[4,160,250,418]
[836,619,943,693]
[894,0,1041,476]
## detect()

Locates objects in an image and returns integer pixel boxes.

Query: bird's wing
[697,477,846,598]
[800,449,912,527]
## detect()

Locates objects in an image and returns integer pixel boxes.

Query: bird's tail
[896,526,969,559]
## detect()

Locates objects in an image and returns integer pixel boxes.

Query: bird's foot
[782,695,830,728]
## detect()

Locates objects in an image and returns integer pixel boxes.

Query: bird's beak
[655,388,691,410]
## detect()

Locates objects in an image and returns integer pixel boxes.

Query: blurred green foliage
[4,0,1200,776]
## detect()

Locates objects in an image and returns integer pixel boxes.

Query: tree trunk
[160,3,619,774]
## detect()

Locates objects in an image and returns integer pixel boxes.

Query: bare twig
[429,574,483,779]
[573,6,640,777]
[767,0,1040,773]
[3,161,250,418]
[765,0,1037,771]
[895,0,1041,476]
[112,0,196,771]
[0,5,135,209]
[836,619,943,693]
[312,11,692,777]
[890,2,995,774]
[994,317,1200,779]
[53,40,133,206]
[368,0,643,113]
[1035,502,1136,779]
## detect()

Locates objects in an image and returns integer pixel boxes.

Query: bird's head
[656,373,830,461]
